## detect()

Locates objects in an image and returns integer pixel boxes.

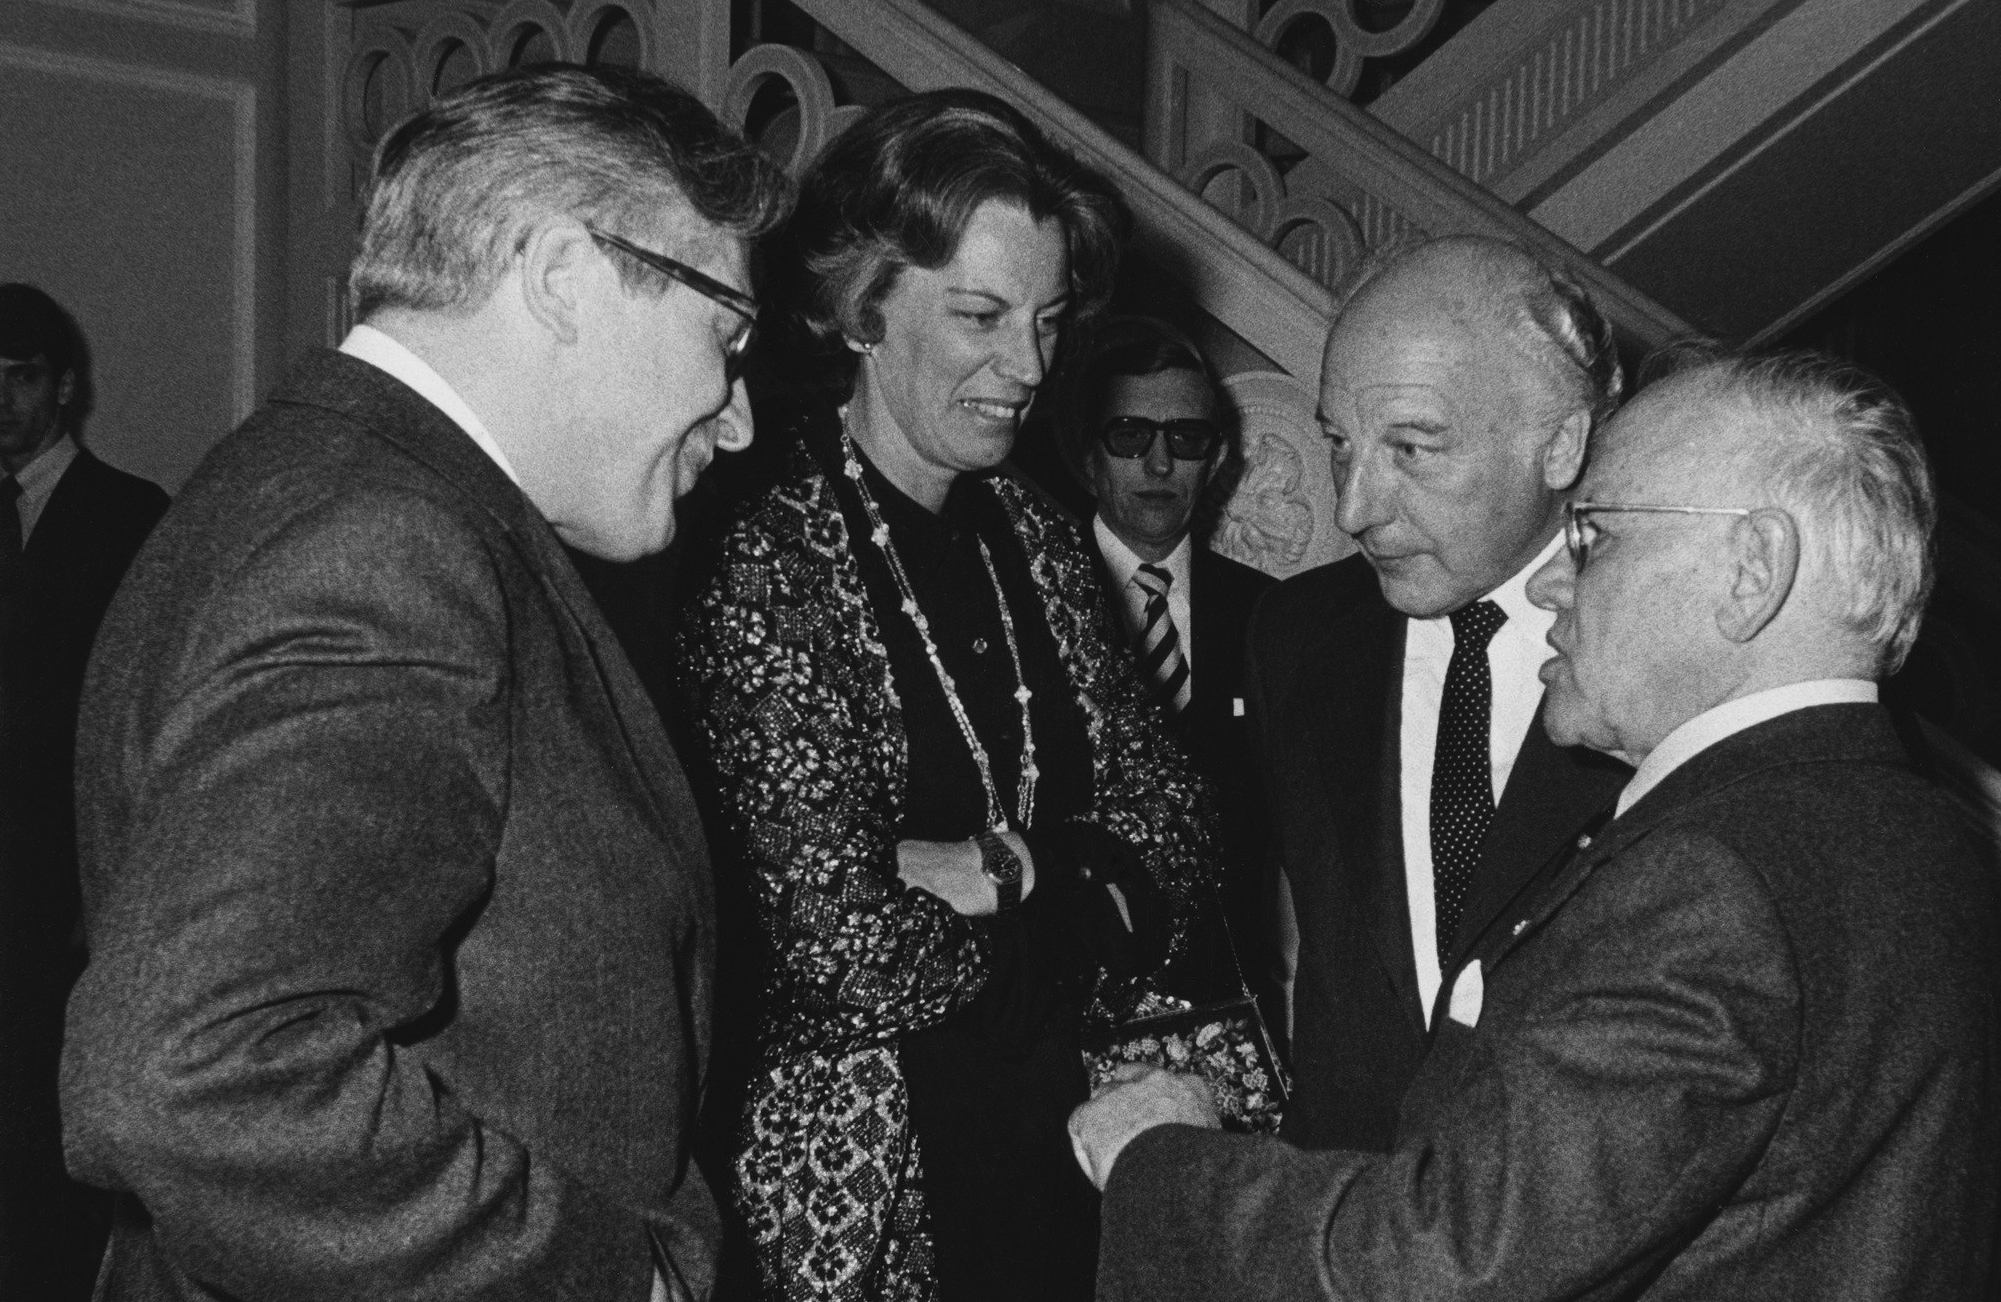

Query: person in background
[60,67,789,1301]
[1246,236,1630,1151]
[678,89,1218,1302]
[1077,347,2000,1301]
[1056,314,1277,1013]
[0,282,168,1301]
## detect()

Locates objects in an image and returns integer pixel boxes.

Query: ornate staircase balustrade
[1146,0,1689,352]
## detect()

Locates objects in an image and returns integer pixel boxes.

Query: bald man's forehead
[1318,297,1538,444]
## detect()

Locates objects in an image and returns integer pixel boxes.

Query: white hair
[1676,351,1935,673]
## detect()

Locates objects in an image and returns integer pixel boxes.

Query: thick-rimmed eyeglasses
[586,225,758,382]
[1097,416,1221,461]
[1564,500,1753,570]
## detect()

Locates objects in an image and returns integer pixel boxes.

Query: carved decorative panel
[1214,370,1356,579]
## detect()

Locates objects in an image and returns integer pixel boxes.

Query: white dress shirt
[1400,530,1564,1019]
[338,325,521,487]
[11,432,80,543]
[1615,678,1880,817]
[1095,516,1196,671]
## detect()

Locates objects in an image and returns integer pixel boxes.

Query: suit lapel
[1447,699,1629,965]
[22,447,93,562]
[1311,594,1426,1037]
[1466,702,1899,978]
[277,352,706,875]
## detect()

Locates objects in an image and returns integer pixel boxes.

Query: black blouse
[812,418,1104,1302]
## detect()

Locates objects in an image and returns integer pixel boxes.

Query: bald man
[1247,237,1630,1152]
[1078,349,1999,1301]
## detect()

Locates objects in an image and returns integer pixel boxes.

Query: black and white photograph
[3,0,1998,1298]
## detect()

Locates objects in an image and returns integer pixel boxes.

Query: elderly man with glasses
[60,67,789,1302]
[1075,349,2001,1302]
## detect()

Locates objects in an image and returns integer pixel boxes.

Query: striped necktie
[1132,563,1190,713]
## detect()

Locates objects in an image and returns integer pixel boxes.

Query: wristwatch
[974,830,1024,911]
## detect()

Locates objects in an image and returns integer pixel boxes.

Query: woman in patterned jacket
[678,90,1223,1302]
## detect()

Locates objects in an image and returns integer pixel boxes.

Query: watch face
[980,835,1022,884]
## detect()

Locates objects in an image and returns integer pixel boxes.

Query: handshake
[1067,1062,1222,1190]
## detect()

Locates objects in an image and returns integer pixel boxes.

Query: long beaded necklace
[839,420,1038,833]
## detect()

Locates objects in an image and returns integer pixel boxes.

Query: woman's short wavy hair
[350,65,791,322]
[782,88,1128,371]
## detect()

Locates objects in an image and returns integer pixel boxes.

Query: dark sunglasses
[1097,416,1221,461]
[586,225,758,383]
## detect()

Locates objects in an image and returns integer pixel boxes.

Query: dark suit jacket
[1097,538,1277,1004]
[1,446,166,1299]
[61,352,720,1301]
[2,445,168,932]
[1245,555,1629,1150]
[1101,702,2001,1301]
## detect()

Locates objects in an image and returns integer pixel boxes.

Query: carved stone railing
[1213,0,1454,102]
[1368,0,1753,204]
[1145,0,1690,351]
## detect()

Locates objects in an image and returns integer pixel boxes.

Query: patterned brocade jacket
[679,434,1221,1302]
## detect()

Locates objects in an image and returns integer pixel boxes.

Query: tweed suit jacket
[1245,553,1629,1151]
[1099,702,2001,1301]
[61,351,720,1301]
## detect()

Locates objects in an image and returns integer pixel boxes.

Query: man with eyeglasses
[60,67,789,1302]
[1057,314,1277,1007]
[1076,346,1999,1301]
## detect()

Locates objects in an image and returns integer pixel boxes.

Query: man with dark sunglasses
[1058,314,1278,1010]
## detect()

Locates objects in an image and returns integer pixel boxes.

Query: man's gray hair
[1333,235,1625,430]
[1669,349,1936,674]
[350,66,790,321]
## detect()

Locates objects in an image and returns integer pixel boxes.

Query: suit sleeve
[1097,828,1800,1302]
[62,491,656,1301]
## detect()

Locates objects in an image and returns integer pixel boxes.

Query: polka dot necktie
[1431,598,1507,964]
[1132,564,1191,713]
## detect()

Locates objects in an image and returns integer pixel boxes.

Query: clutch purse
[1081,990,1289,1133]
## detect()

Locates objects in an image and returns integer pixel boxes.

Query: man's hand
[1068,1063,1220,1190]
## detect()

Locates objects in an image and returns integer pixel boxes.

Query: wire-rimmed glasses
[1564,500,1753,569]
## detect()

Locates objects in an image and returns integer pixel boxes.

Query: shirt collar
[1093,514,1192,592]
[1616,678,1881,816]
[12,432,78,502]
[338,324,521,487]
[1411,528,1563,643]
[1489,529,1562,631]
